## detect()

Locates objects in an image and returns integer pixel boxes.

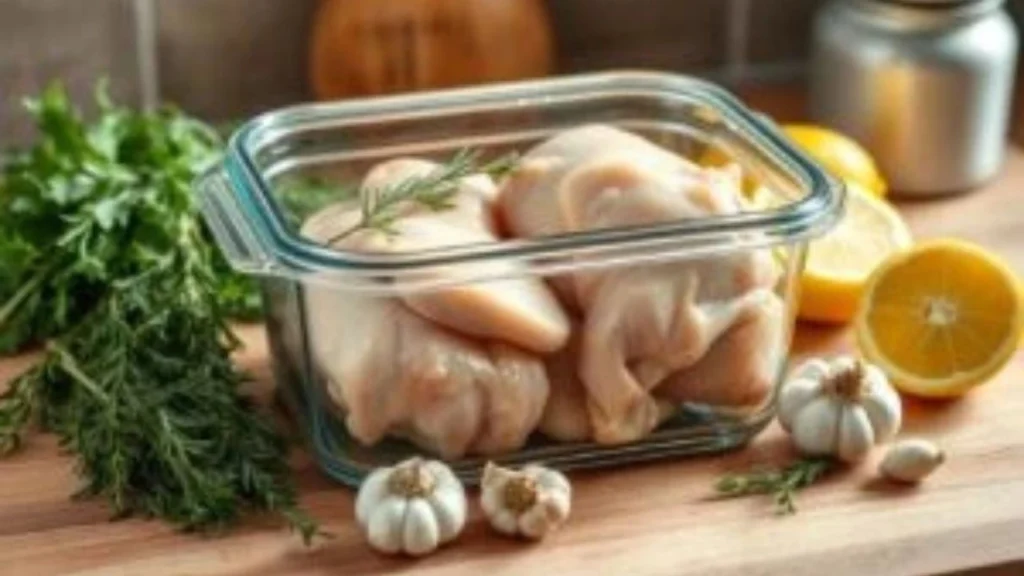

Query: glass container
[196,72,844,487]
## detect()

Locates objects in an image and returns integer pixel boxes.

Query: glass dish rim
[215,70,844,276]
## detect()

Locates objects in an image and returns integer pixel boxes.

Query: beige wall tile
[156,0,318,122]
[547,0,730,73]
[0,0,141,145]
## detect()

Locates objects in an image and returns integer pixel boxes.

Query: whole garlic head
[480,462,571,540]
[779,356,902,463]
[355,457,467,556]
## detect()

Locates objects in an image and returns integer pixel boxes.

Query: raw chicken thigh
[300,158,566,457]
[305,289,548,457]
[499,125,783,444]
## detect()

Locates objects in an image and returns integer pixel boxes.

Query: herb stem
[715,457,834,515]
[325,149,519,245]
[47,341,112,406]
[0,264,52,331]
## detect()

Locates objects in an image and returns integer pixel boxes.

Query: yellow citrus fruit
[782,124,888,198]
[698,146,761,198]
[856,240,1024,398]
[798,180,912,323]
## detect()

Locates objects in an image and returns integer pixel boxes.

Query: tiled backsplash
[4,0,1022,144]
[0,0,823,143]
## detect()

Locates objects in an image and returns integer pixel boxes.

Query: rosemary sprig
[327,149,519,243]
[715,457,835,514]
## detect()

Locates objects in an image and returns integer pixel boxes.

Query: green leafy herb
[0,81,261,353]
[328,149,519,243]
[715,457,834,514]
[0,83,317,541]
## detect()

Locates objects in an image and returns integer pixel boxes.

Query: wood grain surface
[2,90,1024,576]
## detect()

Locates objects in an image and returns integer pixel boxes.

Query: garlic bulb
[480,462,571,540]
[355,457,467,556]
[778,356,901,463]
[880,439,945,483]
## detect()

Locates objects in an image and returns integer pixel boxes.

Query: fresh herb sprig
[0,83,317,541]
[328,149,519,243]
[0,82,261,352]
[715,457,834,514]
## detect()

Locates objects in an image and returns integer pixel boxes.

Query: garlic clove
[792,396,842,456]
[778,378,822,432]
[860,371,902,442]
[828,355,859,376]
[367,498,408,555]
[519,502,554,540]
[491,506,521,536]
[427,483,467,544]
[530,465,572,495]
[355,468,391,527]
[424,459,461,487]
[791,358,831,383]
[403,499,441,556]
[837,405,875,463]
[880,439,945,483]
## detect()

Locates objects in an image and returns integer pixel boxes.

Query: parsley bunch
[0,84,317,541]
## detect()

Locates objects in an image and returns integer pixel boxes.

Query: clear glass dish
[196,71,844,487]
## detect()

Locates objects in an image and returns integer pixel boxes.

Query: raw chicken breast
[303,159,570,354]
[306,287,548,458]
[498,124,783,444]
[658,288,784,408]
[578,256,777,443]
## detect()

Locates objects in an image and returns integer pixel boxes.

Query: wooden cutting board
[3,96,1024,576]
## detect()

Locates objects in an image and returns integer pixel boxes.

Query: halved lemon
[798,180,913,323]
[856,240,1024,398]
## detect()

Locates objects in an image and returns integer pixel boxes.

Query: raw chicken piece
[537,322,592,442]
[304,159,570,354]
[499,125,746,309]
[498,124,740,239]
[658,288,783,408]
[300,157,498,249]
[307,287,548,457]
[498,124,782,444]
[538,322,677,442]
[578,257,777,443]
[362,157,500,233]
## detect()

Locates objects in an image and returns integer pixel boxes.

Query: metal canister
[810,0,1018,195]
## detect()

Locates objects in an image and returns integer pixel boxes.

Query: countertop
[2,86,1024,576]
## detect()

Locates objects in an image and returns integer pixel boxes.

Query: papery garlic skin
[480,462,572,540]
[779,356,902,463]
[355,458,467,556]
[880,439,945,483]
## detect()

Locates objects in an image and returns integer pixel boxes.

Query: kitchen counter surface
[2,86,1024,576]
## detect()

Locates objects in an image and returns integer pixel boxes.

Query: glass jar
[196,72,843,487]
[810,0,1019,195]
